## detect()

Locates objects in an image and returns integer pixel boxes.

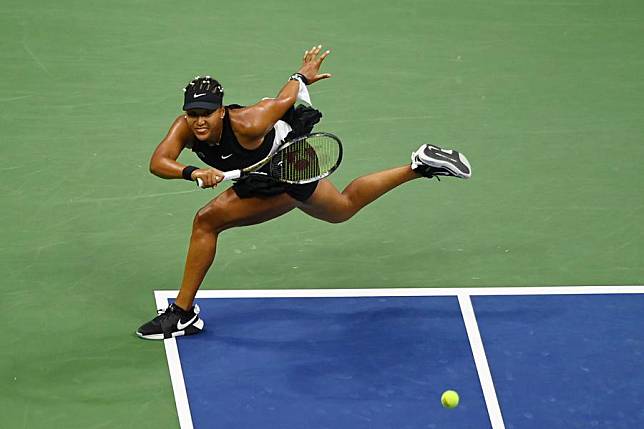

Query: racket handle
[223,170,241,181]
[196,170,242,189]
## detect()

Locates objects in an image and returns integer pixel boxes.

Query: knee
[193,204,226,234]
[328,197,357,223]
[308,198,356,224]
[324,210,354,224]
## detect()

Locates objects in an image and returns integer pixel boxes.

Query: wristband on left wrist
[289,72,309,85]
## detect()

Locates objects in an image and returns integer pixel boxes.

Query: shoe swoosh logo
[221,153,233,159]
[193,93,207,98]
[177,314,198,330]
[433,152,455,162]
[426,148,459,163]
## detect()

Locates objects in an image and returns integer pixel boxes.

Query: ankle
[173,301,191,312]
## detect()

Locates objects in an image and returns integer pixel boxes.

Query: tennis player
[136,45,472,339]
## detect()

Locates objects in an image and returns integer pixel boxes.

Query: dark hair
[183,76,224,98]
[182,76,224,111]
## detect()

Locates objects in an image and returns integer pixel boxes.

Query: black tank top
[189,105,275,171]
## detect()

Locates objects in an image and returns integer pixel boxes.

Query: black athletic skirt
[232,176,318,202]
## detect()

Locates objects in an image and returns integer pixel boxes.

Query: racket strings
[271,135,341,182]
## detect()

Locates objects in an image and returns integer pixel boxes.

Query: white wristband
[295,78,312,105]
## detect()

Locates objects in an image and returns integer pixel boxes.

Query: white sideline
[459,293,506,429]
[154,285,643,429]
[155,291,194,429]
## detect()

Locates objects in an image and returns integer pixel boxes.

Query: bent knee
[327,213,353,224]
[315,208,356,224]
[193,204,226,233]
[300,198,357,224]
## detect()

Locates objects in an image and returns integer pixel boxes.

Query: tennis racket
[196,132,342,188]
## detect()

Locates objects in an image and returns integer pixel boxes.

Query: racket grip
[196,170,241,189]
[222,170,241,181]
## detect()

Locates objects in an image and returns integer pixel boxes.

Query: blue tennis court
[474,294,644,428]
[157,287,644,429]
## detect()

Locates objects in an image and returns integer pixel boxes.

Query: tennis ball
[441,390,460,409]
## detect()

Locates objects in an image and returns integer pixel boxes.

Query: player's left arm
[240,45,332,139]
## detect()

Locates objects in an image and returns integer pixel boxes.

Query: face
[184,108,222,141]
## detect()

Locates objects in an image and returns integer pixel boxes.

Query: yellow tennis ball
[441,390,460,408]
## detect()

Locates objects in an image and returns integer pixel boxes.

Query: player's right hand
[192,168,224,188]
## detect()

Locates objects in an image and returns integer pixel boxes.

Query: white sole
[417,145,472,179]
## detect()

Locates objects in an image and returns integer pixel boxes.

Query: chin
[193,131,210,141]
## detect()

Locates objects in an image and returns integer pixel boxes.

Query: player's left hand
[298,45,332,85]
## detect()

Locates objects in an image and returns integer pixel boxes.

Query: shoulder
[163,114,193,146]
[169,114,189,132]
[228,104,273,138]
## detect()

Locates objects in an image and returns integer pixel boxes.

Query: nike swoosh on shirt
[193,93,207,98]
[177,314,198,330]
[221,154,233,159]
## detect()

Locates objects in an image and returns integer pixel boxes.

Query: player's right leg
[136,188,297,340]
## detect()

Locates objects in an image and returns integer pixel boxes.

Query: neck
[207,112,225,145]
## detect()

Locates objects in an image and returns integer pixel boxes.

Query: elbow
[149,158,162,177]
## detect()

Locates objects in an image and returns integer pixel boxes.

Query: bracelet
[289,72,309,85]
[182,165,199,181]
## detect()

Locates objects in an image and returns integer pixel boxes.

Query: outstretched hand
[298,45,332,85]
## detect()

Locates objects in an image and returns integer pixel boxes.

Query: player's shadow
[206,304,473,399]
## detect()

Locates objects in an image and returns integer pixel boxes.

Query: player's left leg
[297,165,419,223]
[298,143,472,223]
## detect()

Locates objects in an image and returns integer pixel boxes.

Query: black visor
[182,76,224,111]
[183,93,223,111]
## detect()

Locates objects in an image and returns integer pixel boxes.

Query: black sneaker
[411,144,472,179]
[136,303,204,340]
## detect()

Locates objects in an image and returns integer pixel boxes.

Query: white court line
[22,40,52,76]
[459,293,506,429]
[155,292,194,429]
[154,285,644,429]
[155,285,644,300]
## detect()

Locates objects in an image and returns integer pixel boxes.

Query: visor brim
[183,101,222,111]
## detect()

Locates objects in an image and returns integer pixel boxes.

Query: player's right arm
[149,116,224,187]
